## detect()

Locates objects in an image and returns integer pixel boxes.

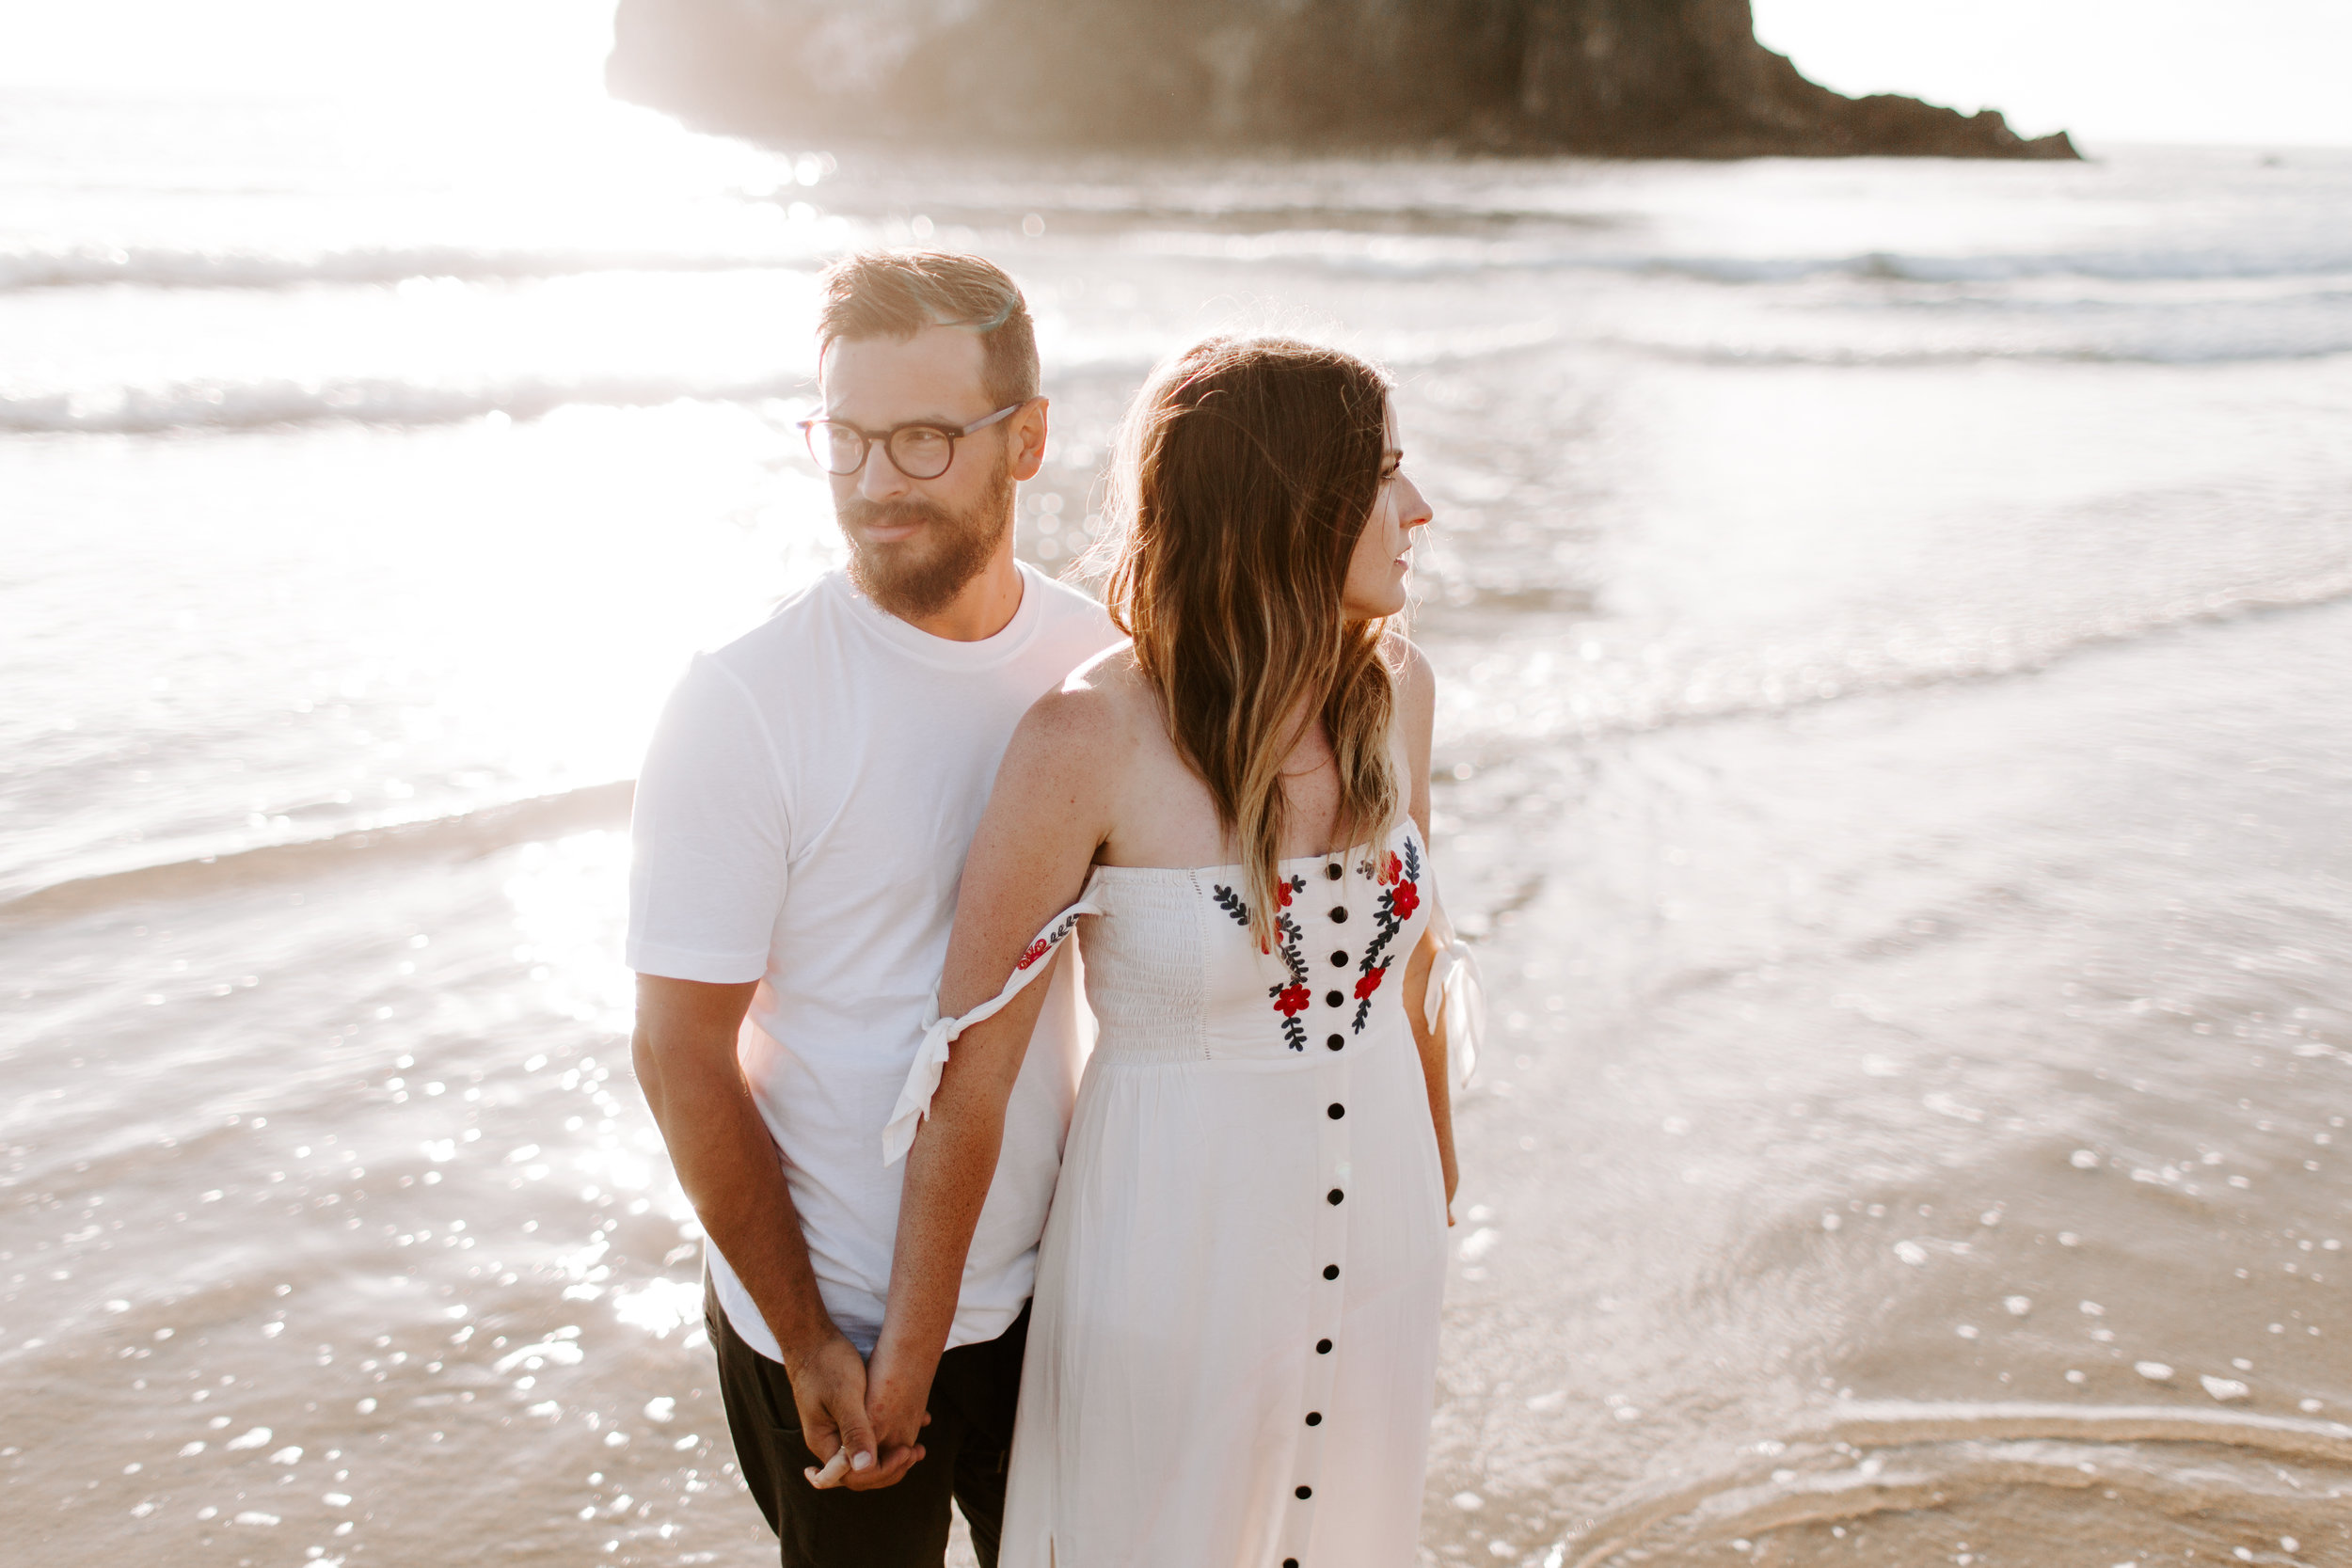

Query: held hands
[790,1332,929,1491]
[846,1344,935,1492]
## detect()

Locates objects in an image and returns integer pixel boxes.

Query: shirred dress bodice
[1082,829,1431,1066]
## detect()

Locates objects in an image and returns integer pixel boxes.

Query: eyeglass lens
[807,422,957,481]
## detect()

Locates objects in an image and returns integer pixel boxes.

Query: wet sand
[1417,598,2352,1562]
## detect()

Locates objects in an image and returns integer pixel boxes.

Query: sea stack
[607,0,2078,160]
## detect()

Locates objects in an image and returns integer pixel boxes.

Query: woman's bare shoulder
[1064,639,1148,695]
[1010,643,1156,768]
[1383,630,1437,715]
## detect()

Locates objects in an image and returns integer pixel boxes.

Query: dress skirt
[997,836,1450,1568]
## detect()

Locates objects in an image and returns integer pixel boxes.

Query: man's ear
[1009,398,1050,483]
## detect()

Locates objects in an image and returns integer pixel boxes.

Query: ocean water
[5,65,2351,1568]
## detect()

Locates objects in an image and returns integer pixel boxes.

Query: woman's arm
[855,679,1124,1480]
[1404,925,1460,1225]
[1392,641,1460,1222]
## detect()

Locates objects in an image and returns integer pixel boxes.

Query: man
[627,250,1117,1566]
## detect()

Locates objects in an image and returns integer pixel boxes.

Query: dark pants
[708,1290,1029,1568]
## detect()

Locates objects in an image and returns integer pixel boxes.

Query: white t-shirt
[626,564,1119,1360]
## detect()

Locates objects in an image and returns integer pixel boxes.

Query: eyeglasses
[797,402,1025,482]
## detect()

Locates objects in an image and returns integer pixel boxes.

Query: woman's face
[1340,403,1432,621]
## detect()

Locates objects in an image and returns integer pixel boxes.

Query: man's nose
[855,443,912,501]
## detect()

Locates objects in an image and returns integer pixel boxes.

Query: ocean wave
[1559,1399,2352,1568]
[16,230,2347,311]
[1615,337,2352,370]
[1435,568,2352,759]
[1637,250,2352,288]
[1104,225,2352,290]
[0,782,634,925]
[0,243,817,293]
[11,579,2349,920]
[0,321,1563,436]
[0,373,805,435]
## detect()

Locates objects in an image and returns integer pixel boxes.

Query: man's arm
[631,974,922,1487]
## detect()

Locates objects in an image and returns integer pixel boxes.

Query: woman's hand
[839,1346,934,1491]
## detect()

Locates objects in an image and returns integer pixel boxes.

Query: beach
[3,60,2350,1568]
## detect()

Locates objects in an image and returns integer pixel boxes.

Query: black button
[1327,1103,1344,1119]
[1286,1560,1300,1568]
[1325,990,1344,1008]
[1329,907,1348,923]
[1315,1338,1333,1354]
[1324,863,1342,880]
[1325,1034,1343,1051]
[1323,1264,1339,1279]
[1295,1485,1312,1499]
[1304,1412,1322,1427]
[1327,1188,1344,1205]
[1329,949,1348,967]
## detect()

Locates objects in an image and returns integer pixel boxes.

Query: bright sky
[3,0,2347,148]
[0,0,618,102]
[1753,0,2352,148]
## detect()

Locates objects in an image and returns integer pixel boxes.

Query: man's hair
[816,250,1040,409]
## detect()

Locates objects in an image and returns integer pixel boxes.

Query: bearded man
[627,251,1116,1567]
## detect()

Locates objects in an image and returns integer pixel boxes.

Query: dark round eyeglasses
[797,402,1025,482]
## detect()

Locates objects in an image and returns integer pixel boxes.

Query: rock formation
[607,0,2077,160]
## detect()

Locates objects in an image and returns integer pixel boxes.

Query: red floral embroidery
[1353,966,1387,1002]
[1015,937,1050,971]
[1390,880,1420,920]
[1213,873,1311,1050]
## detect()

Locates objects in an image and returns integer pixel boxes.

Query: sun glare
[1753,0,2352,147]
[0,0,621,103]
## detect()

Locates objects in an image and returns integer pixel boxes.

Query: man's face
[819,326,1033,622]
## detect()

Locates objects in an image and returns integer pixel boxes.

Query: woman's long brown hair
[1101,336,1401,949]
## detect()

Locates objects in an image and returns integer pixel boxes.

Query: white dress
[990,821,1451,1567]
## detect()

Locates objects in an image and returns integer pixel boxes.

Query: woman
[868,336,1474,1566]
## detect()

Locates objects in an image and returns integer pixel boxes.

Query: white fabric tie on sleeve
[1422,893,1486,1088]
[882,895,1101,1165]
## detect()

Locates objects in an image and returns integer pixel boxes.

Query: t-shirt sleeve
[625,654,789,984]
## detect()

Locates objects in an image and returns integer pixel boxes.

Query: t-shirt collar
[832,562,1046,670]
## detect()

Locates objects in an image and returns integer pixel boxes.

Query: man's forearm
[633,1021,842,1370]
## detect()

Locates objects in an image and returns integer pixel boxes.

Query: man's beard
[836,459,1016,622]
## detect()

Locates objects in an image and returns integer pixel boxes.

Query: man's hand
[793,1332,926,1490]
[633,978,912,1487]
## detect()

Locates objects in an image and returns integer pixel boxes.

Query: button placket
[1282,884,1355,1566]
